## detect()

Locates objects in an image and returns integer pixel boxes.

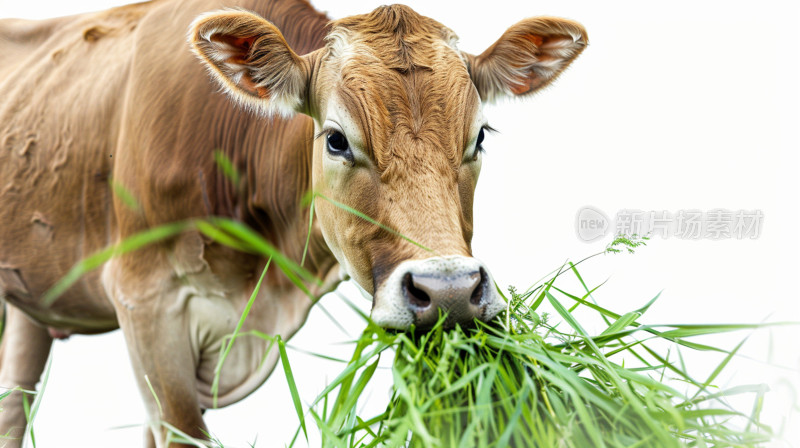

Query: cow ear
[464,17,587,103]
[189,10,314,117]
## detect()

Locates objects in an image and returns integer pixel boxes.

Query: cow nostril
[403,272,431,309]
[470,267,488,306]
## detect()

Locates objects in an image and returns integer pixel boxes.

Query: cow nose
[370,256,504,330]
[402,267,488,329]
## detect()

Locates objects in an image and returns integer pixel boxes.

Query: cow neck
[203,0,334,277]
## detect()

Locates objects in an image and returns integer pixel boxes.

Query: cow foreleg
[0,304,53,447]
[105,259,208,448]
[117,301,208,448]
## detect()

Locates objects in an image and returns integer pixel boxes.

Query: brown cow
[0,0,586,445]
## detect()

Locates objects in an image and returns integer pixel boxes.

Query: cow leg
[0,304,53,447]
[140,409,204,448]
[106,262,207,448]
[118,303,207,448]
[144,425,156,448]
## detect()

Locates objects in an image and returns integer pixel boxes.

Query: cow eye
[476,128,485,148]
[472,125,496,160]
[326,131,350,154]
[470,127,488,161]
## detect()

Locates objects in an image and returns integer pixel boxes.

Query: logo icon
[576,206,610,242]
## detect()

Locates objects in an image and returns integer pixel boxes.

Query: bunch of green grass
[29,162,782,447]
[288,248,774,448]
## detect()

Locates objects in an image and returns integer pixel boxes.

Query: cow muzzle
[371,256,505,330]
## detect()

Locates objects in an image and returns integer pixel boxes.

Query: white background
[1,0,798,447]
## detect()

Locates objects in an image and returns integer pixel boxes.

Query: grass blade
[279,335,308,442]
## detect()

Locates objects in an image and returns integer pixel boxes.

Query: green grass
[19,157,789,447]
[130,226,779,447]
[275,251,778,448]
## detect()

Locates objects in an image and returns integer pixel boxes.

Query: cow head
[189,5,586,329]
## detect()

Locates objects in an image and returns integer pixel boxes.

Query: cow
[0,0,586,446]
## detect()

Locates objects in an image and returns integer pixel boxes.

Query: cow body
[0,0,331,328]
[0,0,337,444]
[0,1,586,445]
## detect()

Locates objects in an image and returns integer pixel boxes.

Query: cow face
[190,5,586,329]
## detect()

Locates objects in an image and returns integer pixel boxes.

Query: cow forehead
[326,4,460,70]
[320,5,481,171]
